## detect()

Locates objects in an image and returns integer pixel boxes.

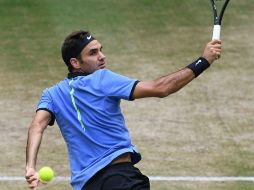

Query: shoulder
[95,69,131,80]
[93,69,115,77]
[41,79,66,95]
[90,69,123,82]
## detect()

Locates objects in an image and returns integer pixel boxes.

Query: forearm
[133,58,211,99]
[158,39,222,96]
[26,122,44,170]
[155,67,195,97]
[25,111,51,189]
[133,40,222,99]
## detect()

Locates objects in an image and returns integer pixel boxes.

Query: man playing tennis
[25,30,222,190]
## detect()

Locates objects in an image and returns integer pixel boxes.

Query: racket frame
[210,0,230,40]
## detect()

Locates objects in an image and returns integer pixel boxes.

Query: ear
[69,58,81,69]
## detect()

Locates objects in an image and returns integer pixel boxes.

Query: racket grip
[212,25,221,40]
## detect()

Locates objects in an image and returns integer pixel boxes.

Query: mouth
[99,62,106,69]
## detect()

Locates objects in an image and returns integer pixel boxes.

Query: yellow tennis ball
[38,166,54,182]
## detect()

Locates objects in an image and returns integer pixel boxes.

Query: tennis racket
[210,0,230,40]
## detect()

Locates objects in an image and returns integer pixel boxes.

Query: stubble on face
[78,40,106,74]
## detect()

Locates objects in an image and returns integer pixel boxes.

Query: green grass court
[0,0,253,189]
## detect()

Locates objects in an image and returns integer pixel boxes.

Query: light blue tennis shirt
[37,69,141,190]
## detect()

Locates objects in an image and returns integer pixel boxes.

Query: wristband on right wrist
[186,57,210,77]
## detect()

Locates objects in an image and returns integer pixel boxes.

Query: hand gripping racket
[210,0,230,40]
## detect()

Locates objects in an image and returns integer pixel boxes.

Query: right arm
[25,110,52,189]
[132,40,222,99]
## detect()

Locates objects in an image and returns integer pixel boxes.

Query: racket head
[210,0,230,25]
[210,0,219,24]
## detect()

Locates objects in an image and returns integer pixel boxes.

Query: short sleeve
[36,89,55,126]
[99,70,138,100]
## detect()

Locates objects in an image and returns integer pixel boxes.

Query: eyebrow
[89,45,103,53]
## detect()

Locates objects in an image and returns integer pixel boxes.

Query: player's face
[78,40,106,74]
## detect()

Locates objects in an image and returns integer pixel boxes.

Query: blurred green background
[0,0,253,189]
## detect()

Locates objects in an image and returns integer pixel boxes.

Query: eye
[90,49,98,56]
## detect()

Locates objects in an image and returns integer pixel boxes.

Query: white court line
[148,176,254,182]
[1,176,254,182]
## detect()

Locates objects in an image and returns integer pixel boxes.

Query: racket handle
[212,25,221,40]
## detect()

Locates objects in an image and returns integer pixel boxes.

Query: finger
[29,183,36,189]
[215,51,221,59]
[26,177,37,183]
[25,174,33,180]
[213,44,222,49]
[215,55,221,59]
[29,179,39,189]
[207,45,222,53]
[27,175,40,185]
[210,39,222,45]
[211,47,222,53]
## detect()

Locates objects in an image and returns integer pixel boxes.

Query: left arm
[25,110,52,189]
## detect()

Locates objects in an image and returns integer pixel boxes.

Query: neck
[72,68,86,73]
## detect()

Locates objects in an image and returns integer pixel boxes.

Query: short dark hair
[61,30,90,72]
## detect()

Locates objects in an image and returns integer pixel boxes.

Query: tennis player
[25,30,222,190]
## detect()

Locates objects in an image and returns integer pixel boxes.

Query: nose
[98,51,106,61]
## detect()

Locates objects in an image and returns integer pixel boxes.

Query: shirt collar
[67,72,89,79]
